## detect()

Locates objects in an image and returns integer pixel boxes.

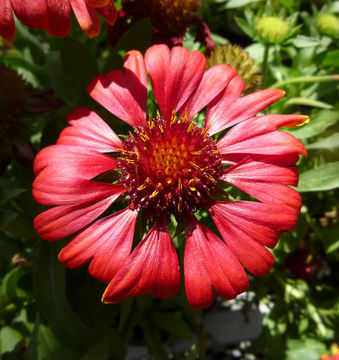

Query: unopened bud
[256,16,289,43]
[316,14,339,37]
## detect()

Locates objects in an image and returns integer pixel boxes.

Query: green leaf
[234,16,255,38]
[1,267,30,304]
[26,316,40,360]
[0,187,26,206]
[108,331,126,360]
[328,1,339,13]
[82,338,109,360]
[0,233,19,253]
[0,326,23,355]
[152,312,193,338]
[298,162,339,192]
[61,37,98,89]
[104,18,152,72]
[0,178,26,205]
[322,49,339,66]
[286,339,326,360]
[34,242,97,351]
[225,0,263,9]
[322,229,339,254]
[118,297,134,333]
[210,33,229,46]
[288,110,339,140]
[0,209,17,228]
[115,18,152,53]
[2,56,45,76]
[307,133,339,150]
[45,51,81,105]
[38,324,78,360]
[291,36,321,48]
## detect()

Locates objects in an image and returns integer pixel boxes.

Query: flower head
[316,13,339,38]
[207,44,261,93]
[0,0,117,40]
[256,16,289,44]
[33,44,307,309]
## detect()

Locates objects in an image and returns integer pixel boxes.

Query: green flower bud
[256,16,289,44]
[206,44,261,94]
[316,14,339,37]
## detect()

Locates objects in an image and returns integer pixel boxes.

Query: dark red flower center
[118,114,223,218]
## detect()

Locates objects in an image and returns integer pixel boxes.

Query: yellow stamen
[178,178,183,191]
[188,122,195,133]
[151,190,159,197]
[140,133,150,142]
[138,184,147,191]
[189,162,201,170]
[149,120,155,130]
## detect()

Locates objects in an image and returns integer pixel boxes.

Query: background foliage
[0,0,338,359]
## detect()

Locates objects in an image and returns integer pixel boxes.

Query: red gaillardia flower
[32,44,307,309]
[0,0,117,41]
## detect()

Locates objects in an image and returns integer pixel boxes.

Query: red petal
[33,145,117,178]
[33,169,124,206]
[57,108,122,152]
[59,207,138,283]
[184,234,213,309]
[34,190,123,241]
[207,88,285,135]
[69,0,101,38]
[184,218,249,309]
[219,114,309,147]
[179,65,237,121]
[85,0,109,7]
[222,159,301,210]
[0,0,15,41]
[88,50,147,128]
[205,76,245,135]
[211,200,297,233]
[210,201,282,276]
[45,0,71,37]
[223,158,298,185]
[95,0,117,25]
[145,44,206,121]
[11,0,47,28]
[210,200,300,275]
[102,222,180,303]
[220,131,307,159]
[218,114,307,158]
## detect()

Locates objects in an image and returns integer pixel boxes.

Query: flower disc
[118,114,222,218]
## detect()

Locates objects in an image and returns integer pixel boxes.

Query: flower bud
[316,14,339,37]
[256,16,289,43]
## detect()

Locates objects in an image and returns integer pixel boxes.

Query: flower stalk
[270,74,339,88]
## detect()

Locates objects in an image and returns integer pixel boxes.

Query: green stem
[196,310,206,360]
[284,97,333,109]
[270,74,339,88]
[262,43,270,87]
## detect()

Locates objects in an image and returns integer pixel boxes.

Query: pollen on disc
[118,114,223,218]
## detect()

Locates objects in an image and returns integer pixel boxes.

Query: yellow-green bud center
[316,14,339,37]
[256,16,289,43]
